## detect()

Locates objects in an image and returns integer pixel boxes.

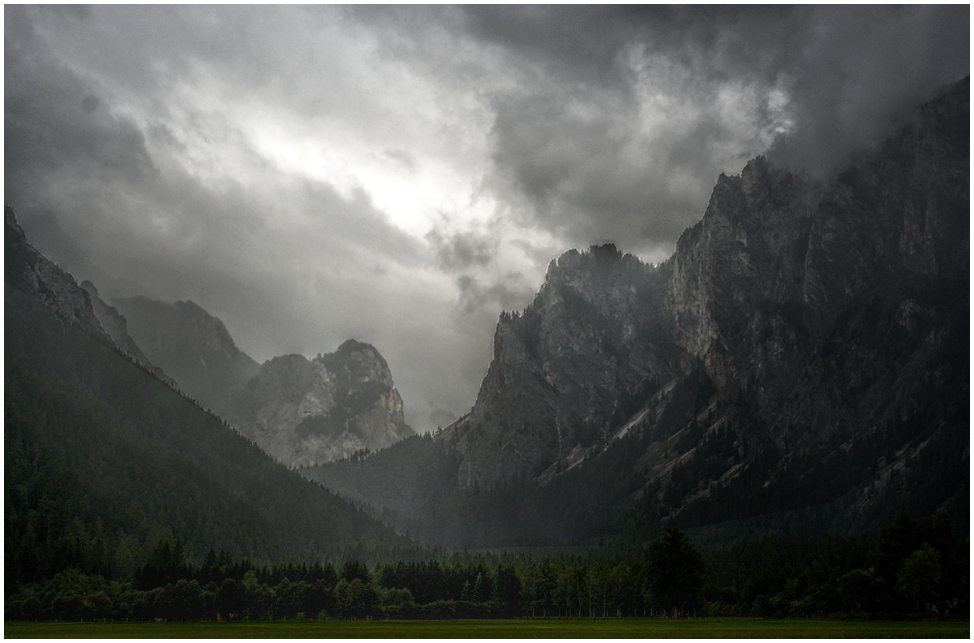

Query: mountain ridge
[444,76,968,491]
[304,76,968,546]
[4,208,411,584]
[112,295,415,467]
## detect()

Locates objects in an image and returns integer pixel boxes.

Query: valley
[4,68,968,626]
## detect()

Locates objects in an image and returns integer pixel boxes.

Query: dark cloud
[487,91,707,255]
[763,6,970,177]
[471,5,968,253]
[5,5,155,260]
[461,6,797,98]
[426,229,495,272]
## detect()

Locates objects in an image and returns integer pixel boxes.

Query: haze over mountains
[5,206,409,586]
[3,77,969,575]
[109,296,415,468]
[304,77,969,547]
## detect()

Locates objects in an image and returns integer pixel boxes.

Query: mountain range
[4,205,411,586]
[108,295,414,468]
[303,76,969,547]
[4,77,968,570]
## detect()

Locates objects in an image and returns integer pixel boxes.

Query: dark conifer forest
[4,511,967,621]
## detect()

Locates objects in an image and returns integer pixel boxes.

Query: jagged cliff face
[442,77,969,507]
[231,340,414,468]
[669,157,818,392]
[446,246,681,488]
[112,296,260,416]
[5,204,175,384]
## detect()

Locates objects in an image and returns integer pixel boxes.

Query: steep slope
[306,77,969,546]
[113,295,414,467]
[4,215,408,586]
[79,280,173,384]
[443,245,681,488]
[230,342,415,468]
[5,205,106,340]
[112,296,260,416]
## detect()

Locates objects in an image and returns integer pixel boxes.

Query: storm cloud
[469,5,969,253]
[4,5,968,432]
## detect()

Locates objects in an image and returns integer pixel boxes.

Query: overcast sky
[5,5,968,432]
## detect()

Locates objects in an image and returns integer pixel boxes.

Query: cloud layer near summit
[5,5,968,431]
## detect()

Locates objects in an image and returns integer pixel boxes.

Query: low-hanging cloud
[426,228,495,273]
[466,5,969,255]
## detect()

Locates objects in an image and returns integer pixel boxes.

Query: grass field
[5,618,969,638]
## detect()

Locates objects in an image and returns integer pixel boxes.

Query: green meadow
[5,618,969,639]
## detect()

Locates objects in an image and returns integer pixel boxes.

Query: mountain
[79,280,173,384]
[305,77,969,547]
[4,209,409,586]
[113,296,415,467]
[5,205,108,340]
[230,342,414,468]
[111,296,260,416]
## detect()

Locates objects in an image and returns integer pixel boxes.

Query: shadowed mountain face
[306,77,969,546]
[449,77,968,488]
[4,210,408,585]
[112,296,260,417]
[5,204,107,340]
[112,296,414,467]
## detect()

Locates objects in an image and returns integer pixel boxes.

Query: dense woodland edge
[4,511,967,623]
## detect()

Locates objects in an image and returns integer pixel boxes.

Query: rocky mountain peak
[232,341,413,468]
[107,294,413,467]
[318,339,394,389]
[444,242,678,489]
[441,76,969,505]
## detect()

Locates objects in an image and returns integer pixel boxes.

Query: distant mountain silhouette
[4,208,408,585]
[113,296,415,467]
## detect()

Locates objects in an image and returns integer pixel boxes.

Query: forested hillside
[5,284,411,590]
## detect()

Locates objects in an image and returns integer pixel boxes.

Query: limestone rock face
[231,340,414,468]
[445,245,682,489]
[669,156,818,391]
[441,77,969,501]
[112,293,414,467]
[112,296,260,416]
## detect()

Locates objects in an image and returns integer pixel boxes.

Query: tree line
[5,512,966,622]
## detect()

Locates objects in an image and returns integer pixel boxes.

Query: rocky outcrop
[441,76,969,505]
[444,245,681,488]
[114,293,414,466]
[112,296,260,416]
[5,205,107,339]
[232,340,414,468]
[113,294,414,467]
